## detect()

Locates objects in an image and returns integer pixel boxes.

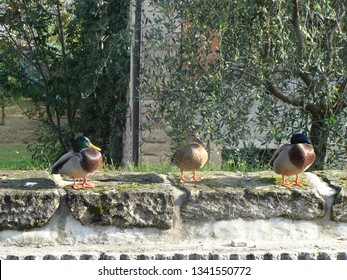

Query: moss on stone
[259,176,280,185]
[88,203,110,222]
[90,182,161,194]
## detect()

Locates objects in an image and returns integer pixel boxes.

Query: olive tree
[141,0,346,169]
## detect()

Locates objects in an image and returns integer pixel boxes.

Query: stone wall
[124,0,223,166]
[138,99,222,165]
[1,169,347,259]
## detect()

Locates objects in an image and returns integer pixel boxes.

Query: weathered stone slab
[0,171,59,230]
[92,172,164,184]
[177,171,326,222]
[0,169,345,233]
[65,173,174,229]
[316,170,347,222]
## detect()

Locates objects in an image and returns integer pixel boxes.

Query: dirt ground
[0,101,39,145]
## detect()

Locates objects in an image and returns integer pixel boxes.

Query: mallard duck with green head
[269,133,316,187]
[170,132,208,182]
[51,136,103,189]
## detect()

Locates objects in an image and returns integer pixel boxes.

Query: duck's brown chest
[172,144,208,171]
[288,143,315,170]
[80,148,103,173]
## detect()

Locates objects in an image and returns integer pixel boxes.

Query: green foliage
[70,0,130,165]
[141,0,347,169]
[26,123,66,169]
[222,146,273,172]
[105,161,222,174]
[113,161,177,174]
[0,0,130,166]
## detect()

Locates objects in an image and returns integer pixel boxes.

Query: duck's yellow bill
[90,143,101,151]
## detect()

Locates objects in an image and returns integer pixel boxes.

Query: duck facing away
[170,133,208,182]
[51,136,103,189]
[269,133,315,187]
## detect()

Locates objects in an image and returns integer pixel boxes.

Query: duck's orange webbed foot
[281,175,293,188]
[82,178,94,188]
[179,177,191,182]
[294,175,305,186]
[73,184,85,189]
[191,170,202,182]
[191,178,202,182]
[72,178,84,190]
[179,170,191,182]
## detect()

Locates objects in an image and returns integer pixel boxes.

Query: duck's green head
[290,133,312,145]
[72,136,101,153]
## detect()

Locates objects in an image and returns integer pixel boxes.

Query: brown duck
[269,133,315,187]
[51,136,103,189]
[170,133,208,182]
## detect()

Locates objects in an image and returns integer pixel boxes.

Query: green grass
[103,161,260,174]
[0,144,270,173]
[0,144,34,170]
[104,161,178,173]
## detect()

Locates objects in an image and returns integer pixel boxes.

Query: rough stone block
[179,172,326,222]
[317,170,347,222]
[61,254,79,260]
[137,254,154,260]
[141,129,170,144]
[6,255,19,260]
[337,252,347,260]
[43,254,60,260]
[280,252,297,260]
[229,254,240,260]
[188,253,209,260]
[92,172,165,184]
[263,253,277,260]
[24,255,39,260]
[246,254,257,260]
[120,254,131,260]
[141,155,167,165]
[317,252,333,260]
[209,253,229,260]
[65,173,174,229]
[298,252,316,260]
[100,253,119,260]
[172,253,188,260]
[80,253,99,260]
[154,254,168,260]
[0,171,60,230]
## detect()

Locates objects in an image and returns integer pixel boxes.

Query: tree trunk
[309,114,329,170]
[0,99,5,125]
[1,109,5,125]
[56,0,74,141]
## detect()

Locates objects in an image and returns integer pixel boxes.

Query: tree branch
[2,24,38,73]
[230,65,320,116]
[56,0,73,132]
[291,0,305,60]
[298,71,315,91]
[327,14,343,61]
[264,80,320,117]
[291,0,319,103]
[334,75,347,113]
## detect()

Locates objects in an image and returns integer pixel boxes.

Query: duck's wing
[269,143,291,168]
[170,144,194,165]
[170,147,184,165]
[51,151,79,174]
